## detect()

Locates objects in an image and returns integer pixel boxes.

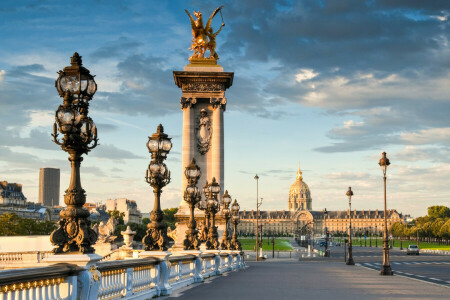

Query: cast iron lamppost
[230,199,242,251]
[376,225,378,247]
[196,181,209,244]
[254,174,260,260]
[143,124,172,251]
[50,52,98,254]
[379,152,393,275]
[204,177,221,249]
[346,187,355,265]
[183,158,201,250]
[323,208,329,256]
[220,190,232,249]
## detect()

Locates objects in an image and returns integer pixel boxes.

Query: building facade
[39,168,60,207]
[105,198,142,224]
[0,181,27,207]
[238,165,403,237]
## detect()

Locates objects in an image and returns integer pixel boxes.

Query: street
[325,243,450,288]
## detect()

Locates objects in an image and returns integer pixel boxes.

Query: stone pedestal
[172,64,234,250]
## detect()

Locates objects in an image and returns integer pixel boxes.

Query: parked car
[406,244,420,255]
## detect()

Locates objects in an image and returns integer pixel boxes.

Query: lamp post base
[379,265,393,275]
[346,258,355,265]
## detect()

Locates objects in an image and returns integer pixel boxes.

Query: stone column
[211,101,225,194]
[180,99,196,213]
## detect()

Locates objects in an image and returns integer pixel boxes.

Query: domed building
[238,162,403,237]
[288,164,312,211]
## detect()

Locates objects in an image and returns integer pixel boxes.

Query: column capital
[211,97,227,110]
[180,97,197,109]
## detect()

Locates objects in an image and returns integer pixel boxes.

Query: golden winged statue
[185,5,225,61]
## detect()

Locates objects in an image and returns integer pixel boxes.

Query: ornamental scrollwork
[182,83,224,92]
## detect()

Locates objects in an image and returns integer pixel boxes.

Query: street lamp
[143,124,172,251]
[220,190,232,249]
[375,225,378,247]
[183,158,201,250]
[254,174,260,260]
[323,208,329,256]
[230,199,242,250]
[204,177,221,250]
[379,152,393,275]
[50,52,98,254]
[346,187,355,265]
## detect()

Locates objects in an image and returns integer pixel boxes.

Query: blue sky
[1,0,449,217]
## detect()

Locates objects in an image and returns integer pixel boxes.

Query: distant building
[105,198,142,224]
[238,165,403,236]
[0,181,27,207]
[39,168,60,207]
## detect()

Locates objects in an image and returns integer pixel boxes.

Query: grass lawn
[239,238,293,251]
[335,237,450,251]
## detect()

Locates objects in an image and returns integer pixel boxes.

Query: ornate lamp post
[220,190,232,249]
[346,187,355,265]
[204,177,221,250]
[375,225,378,247]
[142,124,172,251]
[50,52,98,254]
[230,199,242,251]
[323,208,329,256]
[197,182,209,244]
[254,174,260,261]
[379,152,393,275]
[183,158,201,250]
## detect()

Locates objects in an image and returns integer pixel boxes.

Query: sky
[0,0,449,217]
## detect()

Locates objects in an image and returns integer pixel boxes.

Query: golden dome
[289,163,310,197]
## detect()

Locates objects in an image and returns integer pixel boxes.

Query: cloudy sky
[1,0,449,217]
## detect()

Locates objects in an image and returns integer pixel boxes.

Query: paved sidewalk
[166,260,449,300]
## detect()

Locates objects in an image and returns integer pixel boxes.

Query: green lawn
[239,238,293,251]
[335,237,450,251]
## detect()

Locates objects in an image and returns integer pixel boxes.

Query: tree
[142,218,150,225]
[163,208,178,229]
[439,219,450,240]
[107,210,125,225]
[427,206,450,219]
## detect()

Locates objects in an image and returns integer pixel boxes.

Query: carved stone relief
[196,109,212,155]
[182,83,224,92]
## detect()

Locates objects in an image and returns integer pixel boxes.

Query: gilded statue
[185,5,225,60]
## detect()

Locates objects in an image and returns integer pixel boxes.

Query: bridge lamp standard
[143,124,173,251]
[346,187,355,265]
[379,152,393,275]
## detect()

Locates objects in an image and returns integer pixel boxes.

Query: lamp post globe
[183,158,202,250]
[142,124,172,251]
[205,177,221,250]
[379,152,393,275]
[50,53,98,254]
[346,187,355,265]
[220,190,232,249]
[230,199,242,251]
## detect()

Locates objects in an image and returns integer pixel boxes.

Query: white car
[406,244,420,255]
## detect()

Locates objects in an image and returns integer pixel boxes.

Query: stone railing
[0,250,245,300]
[0,251,53,267]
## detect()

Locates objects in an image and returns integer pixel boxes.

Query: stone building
[237,165,403,237]
[105,198,142,224]
[0,181,27,207]
[39,168,60,207]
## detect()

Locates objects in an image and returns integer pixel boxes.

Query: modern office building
[39,168,60,207]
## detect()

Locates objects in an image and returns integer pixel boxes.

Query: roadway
[324,243,450,288]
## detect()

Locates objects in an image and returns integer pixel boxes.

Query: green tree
[427,206,450,219]
[162,208,178,230]
[107,210,125,225]
[142,218,150,225]
[0,213,21,236]
[439,219,450,239]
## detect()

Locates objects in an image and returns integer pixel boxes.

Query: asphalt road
[324,244,450,288]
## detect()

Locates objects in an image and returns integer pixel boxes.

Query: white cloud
[0,70,5,82]
[295,68,318,83]
[343,120,364,129]
[399,127,450,145]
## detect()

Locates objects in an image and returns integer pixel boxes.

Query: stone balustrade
[0,251,53,267]
[0,251,245,300]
